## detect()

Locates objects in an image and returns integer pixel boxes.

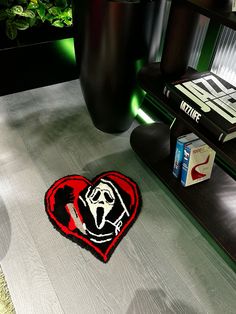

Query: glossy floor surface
[0,80,236,314]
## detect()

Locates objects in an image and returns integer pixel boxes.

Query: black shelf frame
[185,0,236,31]
[131,0,236,264]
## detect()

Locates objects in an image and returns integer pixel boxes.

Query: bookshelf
[138,63,236,171]
[132,65,236,262]
[130,122,236,263]
[130,0,236,263]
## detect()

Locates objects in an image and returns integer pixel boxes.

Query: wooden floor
[0,80,236,314]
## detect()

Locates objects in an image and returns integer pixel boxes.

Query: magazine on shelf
[163,71,236,143]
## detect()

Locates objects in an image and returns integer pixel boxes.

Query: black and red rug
[45,171,142,262]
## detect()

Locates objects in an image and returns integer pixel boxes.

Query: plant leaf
[52,20,64,28]
[27,2,39,9]
[48,6,61,16]
[21,9,35,18]
[29,16,37,26]
[11,5,24,15]
[14,19,29,30]
[6,8,15,17]
[63,19,72,26]
[0,9,7,21]
[45,3,53,9]
[59,9,72,20]
[45,13,54,22]
[36,2,46,21]
[6,20,17,40]
[64,7,72,18]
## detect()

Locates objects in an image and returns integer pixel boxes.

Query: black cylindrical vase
[73,0,158,133]
[160,0,199,79]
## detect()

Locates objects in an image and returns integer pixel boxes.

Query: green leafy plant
[0,0,72,40]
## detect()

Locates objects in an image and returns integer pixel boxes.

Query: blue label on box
[172,133,199,179]
[181,146,191,186]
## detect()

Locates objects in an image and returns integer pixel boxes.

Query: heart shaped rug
[45,171,142,262]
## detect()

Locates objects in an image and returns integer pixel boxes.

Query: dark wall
[0,27,78,96]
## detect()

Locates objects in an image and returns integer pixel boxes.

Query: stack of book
[173,133,216,187]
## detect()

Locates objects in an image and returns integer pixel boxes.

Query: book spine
[163,86,228,143]
[172,140,185,178]
[181,146,191,187]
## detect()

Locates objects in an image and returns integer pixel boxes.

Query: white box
[181,139,216,187]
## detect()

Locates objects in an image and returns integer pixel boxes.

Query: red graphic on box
[191,155,210,180]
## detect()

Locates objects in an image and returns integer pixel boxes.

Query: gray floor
[0,79,236,314]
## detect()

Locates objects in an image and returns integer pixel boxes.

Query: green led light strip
[137,108,155,124]
[55,38,76,64]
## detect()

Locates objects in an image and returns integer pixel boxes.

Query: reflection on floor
[0,80,236,314]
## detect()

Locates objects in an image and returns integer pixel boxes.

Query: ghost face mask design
[84,181,116,230]
[45,172,142,262]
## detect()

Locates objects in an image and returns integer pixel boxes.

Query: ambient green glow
[130,86,152,123]
[131,90,154,123]
[131,93,140,116]
[135,59,145,73]
[56,38,76,64]
[137,108,155,124]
